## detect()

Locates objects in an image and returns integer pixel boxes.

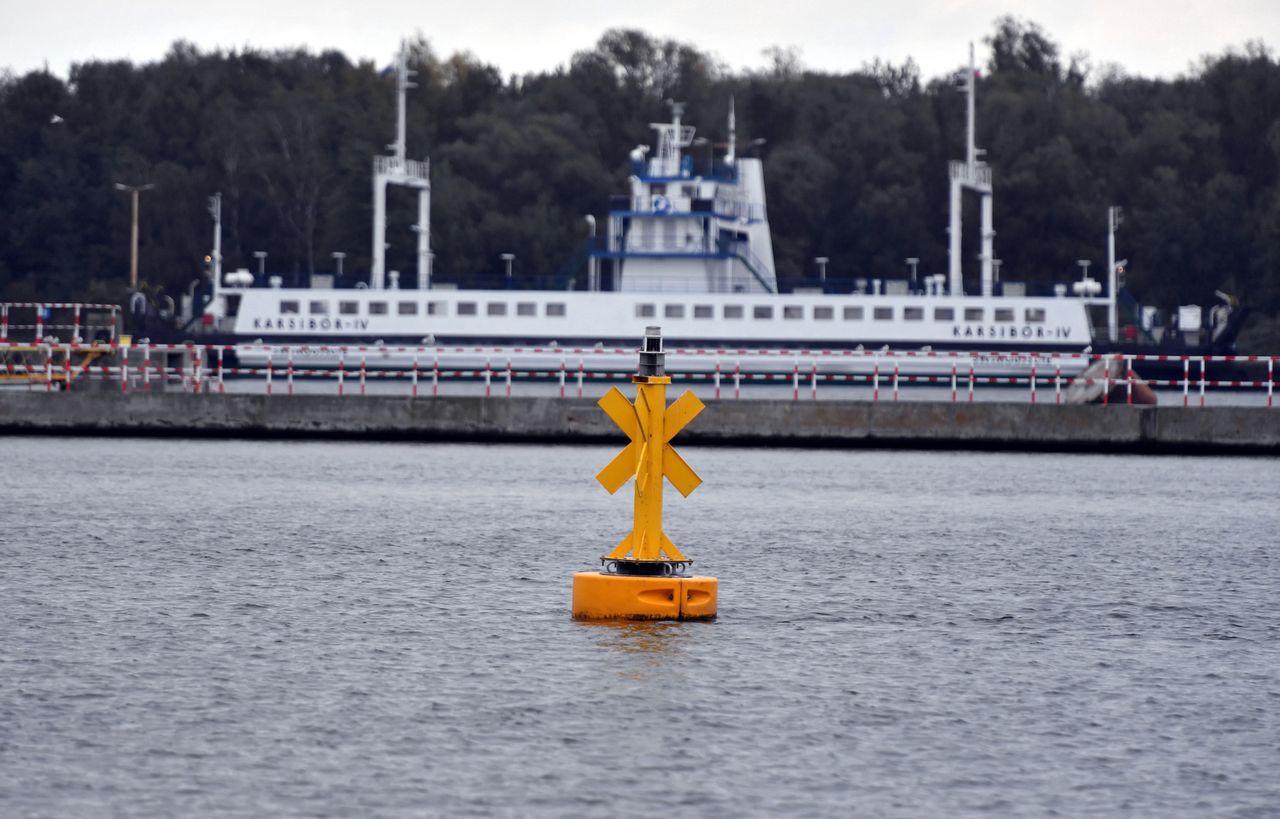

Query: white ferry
[164,44,1242,378]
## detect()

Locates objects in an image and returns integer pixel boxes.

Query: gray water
[2,436,1277,817]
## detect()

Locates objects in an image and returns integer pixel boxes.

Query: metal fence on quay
[3,341,1278,409]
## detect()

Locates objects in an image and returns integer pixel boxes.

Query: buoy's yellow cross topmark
[596,382,704,562]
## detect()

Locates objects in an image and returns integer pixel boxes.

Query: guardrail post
[1269,357,1274,409]
[217,347,225,394]
[1054,357,1062,405]
[484,357,492,399]
[872,357,880,402]
[1102,356,1111,405]
[505,357,512,398]
[287,347,295,396]
[1183,358,1190,408]
[266,347,273,396]
[951,360,958,403]
[559,355,566,399]
[967,360,975,403]
[142,343,151,393]
[734,359,741,400]
[1199,357,1206,408]
[791,359,799,402]
[432,352,439,397]
[338,347,346,397]
[892,359,900,402]
[411,349,420,398]
[359,349,367,396]
[1030,363,1037,404]
[810,361,818,401]
[577,357,584,399]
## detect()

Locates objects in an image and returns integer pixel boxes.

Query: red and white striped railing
[2,341,1275,408]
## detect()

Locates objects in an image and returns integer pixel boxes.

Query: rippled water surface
[2,436,1278,817]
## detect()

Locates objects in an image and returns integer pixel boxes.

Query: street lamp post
[584,216,598,292]
[501,253,516,289]
[253,251,268,276]
[814,256,829,283]
[332,251,346,277]
[114,182,155,289]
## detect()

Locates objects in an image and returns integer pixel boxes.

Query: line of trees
[1,19,1278,330]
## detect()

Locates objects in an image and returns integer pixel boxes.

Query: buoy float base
[572,572,717,621]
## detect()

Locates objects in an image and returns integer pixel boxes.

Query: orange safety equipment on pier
[571,325,717,621]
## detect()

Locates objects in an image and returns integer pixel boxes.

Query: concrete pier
[2,393,1279,454]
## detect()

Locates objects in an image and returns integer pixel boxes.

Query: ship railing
[0,302,121,346]
[949,160,992,188]
[712,196,767,223]
[716,238,776,293]
[373,155,429,182]
[6,341,1276,409]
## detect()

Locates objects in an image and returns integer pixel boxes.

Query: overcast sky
[2,0,1276,82]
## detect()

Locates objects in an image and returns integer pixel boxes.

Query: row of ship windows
[636,304,1048,323]
[277,300,568,318]
[275,299,1047,324]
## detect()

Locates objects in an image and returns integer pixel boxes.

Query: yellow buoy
[571,326,717,621]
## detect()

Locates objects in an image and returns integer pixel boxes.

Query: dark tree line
[2,19,1278,329]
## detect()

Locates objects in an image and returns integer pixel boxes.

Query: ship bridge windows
[457,301,477,316]
[664,304,685,319]
[994,308,1014,322]
[428,301,448,316]
[545,302,566,317]
[1025,308,1046,323]
[753,306,773,320]
[636,303,656,319]
[398,301,418,315]
[280,300,300,315]
[843,306,864,321]
[340,301,359,316]
[964,307,984,322]
[783,306,803,320]
[487,302,507,316]
[934,307,955,321]
[370,302,388,315]
[814,306,834,320]
[516,302,536,317]
[873,307,894,321]
[309,300,328,315]
[693,305,713,319]
[724,305,744,319]
[904,307,924,321]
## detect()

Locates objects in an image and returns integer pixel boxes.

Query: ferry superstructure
[174,43,1241,376]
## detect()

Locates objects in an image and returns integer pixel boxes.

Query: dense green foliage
[1,19,1278,319]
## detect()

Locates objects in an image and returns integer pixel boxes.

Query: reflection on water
[581,620,695,665]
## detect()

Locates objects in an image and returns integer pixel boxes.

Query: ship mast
[947,43,995,297]
[371,41,431,290]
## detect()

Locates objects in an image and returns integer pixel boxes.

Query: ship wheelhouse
[594,102,778,296]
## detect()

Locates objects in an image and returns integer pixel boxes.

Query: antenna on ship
[725,96,736,165]
[372,40,431,291]
[947,42,995,297]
